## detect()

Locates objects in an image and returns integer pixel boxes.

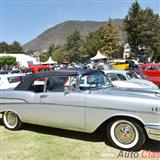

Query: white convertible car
[0,69,159,151]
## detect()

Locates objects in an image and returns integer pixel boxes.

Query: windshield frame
[77,71,113,92]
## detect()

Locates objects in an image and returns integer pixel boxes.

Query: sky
[0,0,159,45]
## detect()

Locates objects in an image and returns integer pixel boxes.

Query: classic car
[28,65,50,73]
[112,62,129,70]
[95,64,112,70]
[137,63,160,77]
[105,72,157,90]
[0,69,160,151]
[0,74,24,90]
[130,70,160,87]
[103,69,159,90]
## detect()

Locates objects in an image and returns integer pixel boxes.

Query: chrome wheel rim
[114,122,135,144]
[110,120,139,149]
[5,111,18,128]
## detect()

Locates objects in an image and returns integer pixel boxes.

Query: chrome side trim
[145,125,160,141]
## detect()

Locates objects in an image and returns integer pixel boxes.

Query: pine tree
[9,41,23,53]
[124,1,142,55]
[0,42,9,53]
[98,19,121,58]
[124,1,160,60]
[64,30,83,62]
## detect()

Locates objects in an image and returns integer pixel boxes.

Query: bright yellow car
[112,63,129,70]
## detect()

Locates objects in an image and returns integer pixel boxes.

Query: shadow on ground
[0,118,159,152]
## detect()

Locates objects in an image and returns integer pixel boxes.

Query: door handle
[40,95,48,98]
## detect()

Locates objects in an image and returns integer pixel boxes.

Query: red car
[137,63,160,77]
[145,77,160,87]
[28,65,50,73]
[130,69,160,87]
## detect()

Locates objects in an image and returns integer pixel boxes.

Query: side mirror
[64,87,70,95]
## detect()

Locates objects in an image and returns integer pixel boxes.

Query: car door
[37,76,86,131]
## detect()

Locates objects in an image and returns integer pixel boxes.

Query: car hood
[91,87,160,99]
[128,78,159,89]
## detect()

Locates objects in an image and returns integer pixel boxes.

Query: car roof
[15,69,102,91]
[103,69,128,74]
[139,63,158,67]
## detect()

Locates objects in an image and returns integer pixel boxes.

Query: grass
[0,114,160,160]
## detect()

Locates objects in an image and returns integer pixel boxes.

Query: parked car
[28,65,50,73]
[10,69,23,74]
[0,70,9,75]
[95,64,112,70]
[0,69,160,151]
[112,62,129,70]
[130,70,160,87]
[0,74,24,90]
[20,68,33,75]
[103,69,159,90]
[137,63,160,77]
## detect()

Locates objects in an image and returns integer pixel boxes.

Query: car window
[11,70,21,74]
[46,76,77,92]
[7,76,24,83]
[126,72,133,79]
[141,66,147,70]
[106,73,119,81]
[149,66,157,70]
[29,78,45,93]
[97,65,104,70]
[116,74,127,80]
[131,71,147,79]
[79,71,111,91]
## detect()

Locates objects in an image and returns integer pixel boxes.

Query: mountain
[23,19,125,52]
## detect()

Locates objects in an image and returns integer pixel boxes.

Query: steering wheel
[89,79,99,90]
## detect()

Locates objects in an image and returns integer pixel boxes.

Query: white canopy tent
[42,57,57,64]
[90,50,107,60]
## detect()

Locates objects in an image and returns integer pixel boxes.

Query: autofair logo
[117,150,160,159]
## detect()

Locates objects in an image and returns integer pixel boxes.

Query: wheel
[105,119,146,151]
[2,111,22,130]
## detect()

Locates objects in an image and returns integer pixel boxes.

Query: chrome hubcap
[6,112,17,127]
[114,122,135,144]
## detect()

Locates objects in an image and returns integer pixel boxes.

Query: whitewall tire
[3,111,22,130]
[105,119,146,151]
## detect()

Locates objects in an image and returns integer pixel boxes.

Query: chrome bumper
[145,125,160,141]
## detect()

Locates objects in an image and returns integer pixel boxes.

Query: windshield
[126,72,133,79]
[131,70,147,79]
[11,70,21,74]
[79,71,112,91]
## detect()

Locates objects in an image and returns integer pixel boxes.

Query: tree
[140,8,160,60]
[124,1,142,55]
[0,42,9,53]
[47,44,55,57]
[52,45,68,63]
[83,20,122,59]
[39,54,49,62]
[9,41,23,53]
[83,31,101,58]
[98,20,121,58]
[64,30,83,62]
[0,56,17,66]
[124,1,160,60]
